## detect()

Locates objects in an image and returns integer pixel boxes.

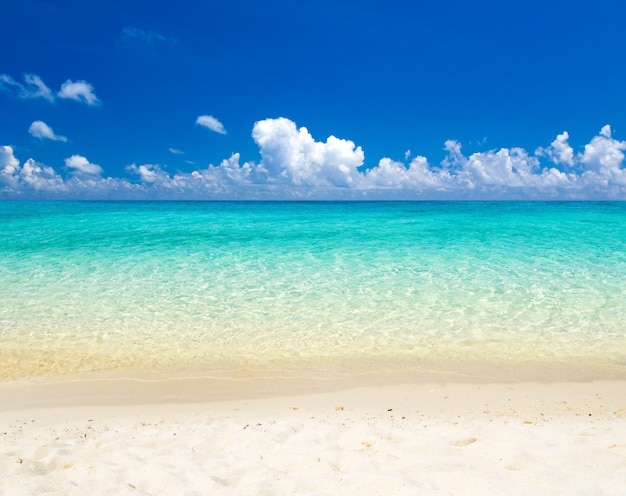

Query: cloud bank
[2,119,626,200]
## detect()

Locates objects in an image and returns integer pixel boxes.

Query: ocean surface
[1,201,626,381]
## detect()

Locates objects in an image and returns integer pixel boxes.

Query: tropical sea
[1,201,626,382]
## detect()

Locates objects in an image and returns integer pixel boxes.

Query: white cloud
[196,115,227,135]
[20,159,67,190]
[1,146,136,198]
[581,125,625,172]
[2,122,626,200]
[0,148,65,193]
[536,131,575,167]
[0,146,21,190]
[193,153,257,190]
[169,147,184,155]
[127,154,260,198]
[65,155,103,176]
[0,145,19,171]
[28,120,68,142]
[58,80,100,105]
[126,163,166,184]
[0,73,54,101]
[252,117,364,188]
[362,155,453,193]
[1,73,100,106]
[579,124,626,187]
[24,74,54,101]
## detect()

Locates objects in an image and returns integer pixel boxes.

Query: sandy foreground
[1,375,625,496]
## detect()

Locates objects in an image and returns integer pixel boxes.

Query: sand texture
[1,380,626,495]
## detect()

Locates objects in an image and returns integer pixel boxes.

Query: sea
[1,201,625,382]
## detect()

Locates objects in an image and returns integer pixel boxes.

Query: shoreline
[3,354,626,410]
[2,360,626,412]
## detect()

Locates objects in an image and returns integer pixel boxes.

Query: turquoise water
[1,201,626,380]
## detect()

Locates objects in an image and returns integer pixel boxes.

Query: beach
[1,375,626,495]
[2,201,626,494]
[4,0,626,486]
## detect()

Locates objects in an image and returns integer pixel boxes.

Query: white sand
[1,378,626,495]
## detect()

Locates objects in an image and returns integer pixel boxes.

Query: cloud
[57,80,100,106]
[0,73,54,101]
[1,146,134,198]
[120,26,179,45]
[64,155,103,176]
[579,124,626,187]
[445,145,573,196]
[169,148,184,155]
[252,117,364,188]
[126,154,257,197]
[581,125,625,172]
[0,146,21,189]
[1,147,65,193]
[2,121,626,200]
[18,159,67,191]
[118,122,626,199]
[1,73,100,106]
[126,163,166,184]
[536,131,575,167]
[196,115,227,135]
[28,121,68,142]
[362,155,454,193]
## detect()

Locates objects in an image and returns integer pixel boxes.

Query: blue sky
[1,0,626,199]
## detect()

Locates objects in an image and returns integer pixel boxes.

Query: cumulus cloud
[65,155,103,176]
[103,119,584,200]
[579,125,626,187]
[28,120,68,142]
[2,121,626,200]
[18,159,67,191]
[0,146,21,189]
[581,125,625,171]
[196,115,227,135]
[57,80,100,105]
[252,117,364,189]
[1,146,138,198]
[1,147,65,193]
[363,155,454,193]
[536,131,575,167]
[0,73,54,101]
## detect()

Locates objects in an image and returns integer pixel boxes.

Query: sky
[1,0,626,200]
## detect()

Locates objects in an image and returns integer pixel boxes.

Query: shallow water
[1,201,625,380]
